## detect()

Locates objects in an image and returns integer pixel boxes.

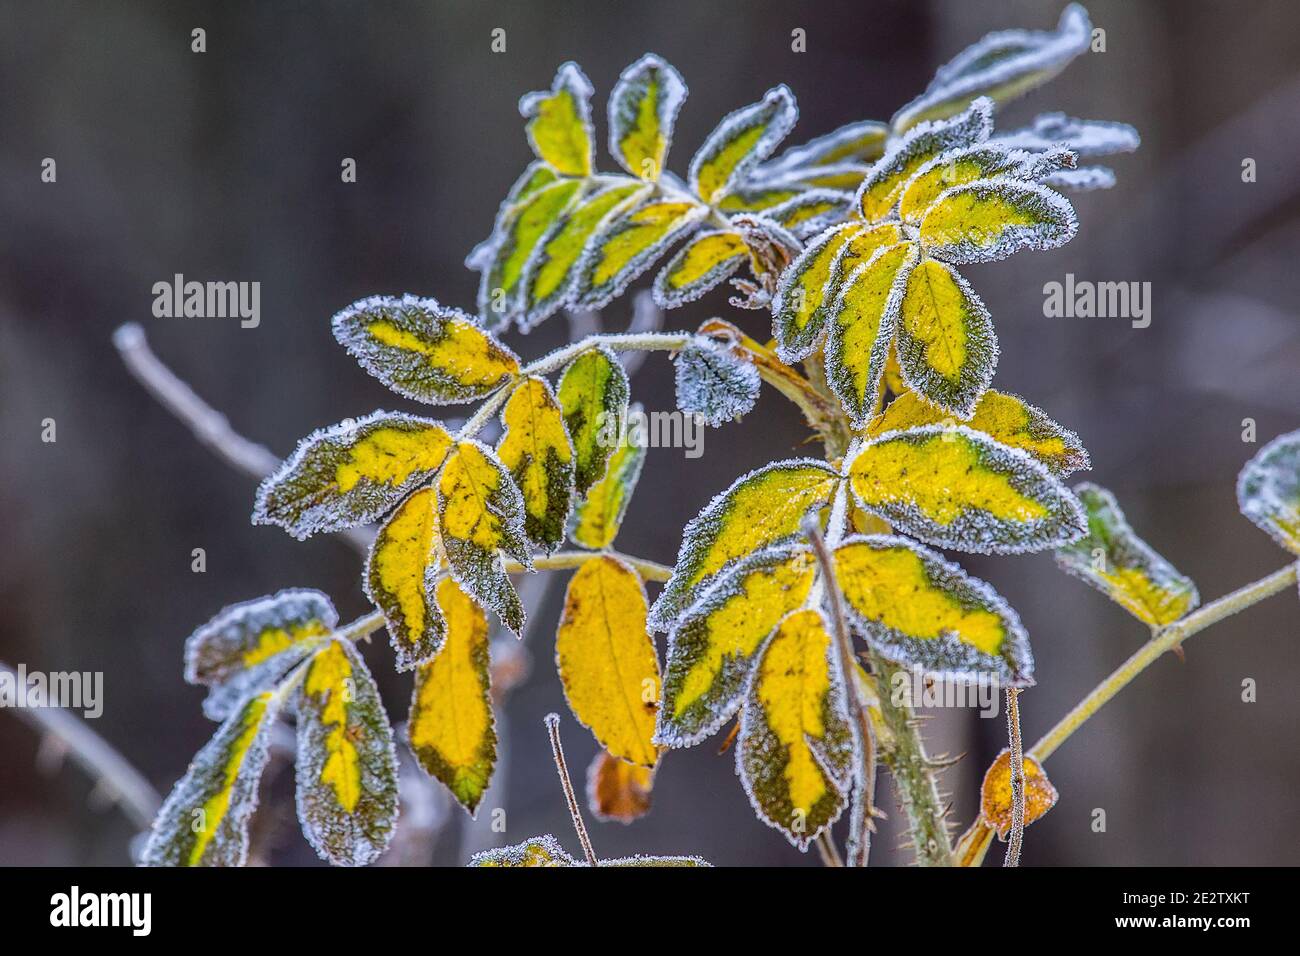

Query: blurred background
[2,0,1299,866]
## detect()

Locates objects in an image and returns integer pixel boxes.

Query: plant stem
[504,549,674,582]
[544,713,598,866]
[1004,688,1025,867]
[816,831,844,867]
[1029,561,1297,763]
[523,331,694,378]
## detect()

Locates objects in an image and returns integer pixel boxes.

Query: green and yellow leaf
[558,346,631,497]
[771,222,863,362]
[607,54,688,181]
[184,589,336,720]
[573,197,706,309]
[979,749,1059,839]
[848,425,1086,554]
[919,178,1076,264]
[556,556,661,767]
[717,185,803,214]
[141,690,281,866]
[437,440,532,634]
[894,257,997,418]
[293,640,399,866]
[570,406,645,550]
[333,295,520,404]
[1056,483,1199,627]
[1237,428,1300,554]
[409,578,497,814]
[587,749,655,823]
[656,546,818,746]
[764,189,854,239]
[688,85,798,204]
[898,146,1033,223]
[497,376,575,553]
[648,460,839,630]
[737,609,853,850]
[364,487,445,671]
[653,230,749,308]
[470,834,578,866]
[478,178,585,323]
[762,119,890,172]
[520,62,595,177]
[867,389,1089,477]
[253,411,453,540]
[834,534,1033,684]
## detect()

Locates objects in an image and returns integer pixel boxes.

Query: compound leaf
[497,376,575,553]
[688,85,798,204]
[520,62,595,177]
[737,608,853,850]
[141,690,281,867]
[648,460,839,630]
[835,535,1033,684]
[409,578,497,814]
[556,556,661,768]
[364,487,444,672]
[587,749,655,824]
[293,640,399,867]
[867,389,1089,477]
[849,425,1086,554]
[979,749,1059,839]
[674,336,760,427]
[558,346,631,497]
[437,440,532,634]
[653,230,749,308]
[1056,483,1198,626]
[184,589,336,721]
[332,294,520,404]
[573,197,706,309]
[657,546,818,747]
[608,54,688,181]
[1237,429,1300,554]
[254,411,453,540]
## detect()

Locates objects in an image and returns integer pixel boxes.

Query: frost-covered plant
[139,5,1300,868]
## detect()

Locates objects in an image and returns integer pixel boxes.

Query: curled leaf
[674,336,760,427]
[1237,429,1300,554]
[587,750,655,824]
[979,749,1058,839]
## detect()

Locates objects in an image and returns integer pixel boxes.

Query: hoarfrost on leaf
[1236,428,1300,555]
[674,336,761,427]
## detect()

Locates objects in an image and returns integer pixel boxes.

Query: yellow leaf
[365,487,445,671]
[1237,429,1300,554]
[978,749,1058,839]
[437,440,532,634]
[649,460,839,630]
[254,411,453,539]
[918,179,1076,264]
[771,222,862,362]
[294,640,399,866]
[764,119,889,170]
[1056,483,1198,627]
[141,691,281,866]
[557,346,631,496]
[689,86,797,204]
[895,257,996,418]
[824,242,919,426]
[497,376,575,553]
[848,426,1085,554]
[653,230,749,308]
[333,295,520,404]
[834,535,1033,684]
[898,146,1028,224]
[556,556,660,767]
[764,189,854,239]
[868,389,1089,477]
[520,62,594,176]
[570,413,645,550]
[608,54,687,180]
[657,546,818,745]
[587,749,655,823]
[738,609,852,850]
[574,198,706,309]
[409,578,497,814]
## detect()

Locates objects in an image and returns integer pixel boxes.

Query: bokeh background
[3,0,1299,866]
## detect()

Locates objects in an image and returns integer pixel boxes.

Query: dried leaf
[587,750,655,824]
[979,749,1058,839]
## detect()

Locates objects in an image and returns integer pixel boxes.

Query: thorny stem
[1004,688,1025,867]
[544,713,598,866]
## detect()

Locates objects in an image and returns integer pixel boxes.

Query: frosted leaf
[918,177,1078,265]
[253,410,453,540]
[756,161,871,194]
[980,749,1058,838]
[1056,483,1199,627]
[849,424,1087,555]
[571,196,707,310]
[569,401,646,550]
[602,854,711,866]
[184,588,337,721]
[674,336,760,427]
[897,145,1047,224]
[557,345,631,497]
[688,85,798,205]
[293,640,399,867]
[141,690,281,866]
[586,749,654,824]
[518,62,596,177]
[717,183,807,214]
[762,189,854,240]
[496,376,576,553]
[1236,428,1300,554]
[607,53,688,181]
[1044,166,1117,191]
[771,221,864,362]
[470,834,579,867]
[993,113,1141,158]
[332,294,520,404]
[364,487,445,672]
[892,4,1091,133]
[652,229,749,308]
[835,534,1034,685]
[465,162,561,273]
[758,119,890,176]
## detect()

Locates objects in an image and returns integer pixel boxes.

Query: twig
[1004,687,1025,867]
[815,831,844,867]
[0,662,161,831]
[544,713,598,866]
